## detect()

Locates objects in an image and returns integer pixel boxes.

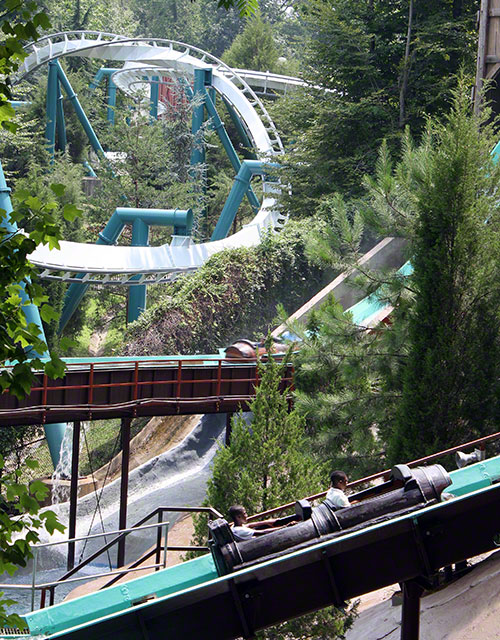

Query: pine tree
[389,86,500,462]
[191,335,355,638]
[204,337,323,515]
[222,10,282,73]
[291,79,500,470]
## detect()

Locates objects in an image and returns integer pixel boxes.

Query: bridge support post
[225,413,233,445]
[117,417,131,567]
[401,579,424,640]
[67,421,81,571]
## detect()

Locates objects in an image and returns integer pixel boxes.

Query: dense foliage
[293,81,500,471]
[190,337,355,639]
[124,220,328,355]
[274,0,478,214]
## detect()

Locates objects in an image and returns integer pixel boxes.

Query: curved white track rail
[16,32,303,284]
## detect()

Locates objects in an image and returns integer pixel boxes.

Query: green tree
[292,80,500,472]
[0,3,77,397]
[274,0,477,214]
[389,87,500,462]
[191,336,354,638]
[0,455,64,628]
[43,0,139,37]
[222,10,282,72]
[0,7,68,626]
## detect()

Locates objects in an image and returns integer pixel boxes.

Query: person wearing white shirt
[229,505,292,541]
[325,470,351,510]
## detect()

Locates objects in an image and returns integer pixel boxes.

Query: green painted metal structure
[89,67,119,124]
[16,454,500,639]
[59,207,192,329]
[0,161,66,467]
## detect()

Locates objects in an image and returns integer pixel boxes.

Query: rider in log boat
[229,505,296,541]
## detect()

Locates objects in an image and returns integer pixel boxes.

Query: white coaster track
[16,32,304,285]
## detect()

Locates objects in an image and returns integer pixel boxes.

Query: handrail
[58,506,222,583]
[247,429,500,521]
[0,358,294,426]
[0,506,226,613]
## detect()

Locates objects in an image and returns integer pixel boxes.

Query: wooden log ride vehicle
[208,464,452,576]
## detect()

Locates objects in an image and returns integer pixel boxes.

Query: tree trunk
[399,0,414,128]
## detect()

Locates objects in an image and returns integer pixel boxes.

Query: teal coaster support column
[45,60,59,161]
[150,76,159,121]
[89,68,118,125]
[189,69,208,234]
[55,79,67,152]
[202,88,260,213]
[128,218,149,323]
[60,208,192,332]
[211,160,278,241]
[107,77,117,125]
[83,160,97,177]
[0,161,65,468]
[56,61,106,159]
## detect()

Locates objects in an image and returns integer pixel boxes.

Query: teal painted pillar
[128,218,149,323]
[150,76,159,121]
[189,69,208,234]
[45,61,59,161]
[55,79,67,152]
[60,209,192,332]
[190,69,207,168]
[107,77,117,125]
[0,161,66,468]
[89,67,118,124]
[203,88,260,214]
[56,62,106,159]
[83,160,97,177]
[211,160,278,241]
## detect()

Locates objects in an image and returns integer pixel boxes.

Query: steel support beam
[222,96,257,160]
[67,421,81,571]
[117,417,131,567]
[128,218,149,323]
[150,76,159,120]
[202,88,260,214]
[45,61,59,160]
[401,580,424,640]
[55,80,67,152]
[189,69,208,231]
[0,161,66,468]
[211,160,278,241]
[56,61,106,159]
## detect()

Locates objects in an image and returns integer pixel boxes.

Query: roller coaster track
[15,32,305,285]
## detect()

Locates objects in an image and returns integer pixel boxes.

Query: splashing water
[51,422,88,508]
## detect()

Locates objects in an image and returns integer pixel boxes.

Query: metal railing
[0,506,222,613]
[0,358,294,425]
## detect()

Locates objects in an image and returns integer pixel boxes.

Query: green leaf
[41,510,65,535]
[59,336,77,351]
[49,183,66,197]
[39,303,59,323]
[25,459,39,470]
[0,101,15,124]
[29,480,48,500]
[44,356,66,379]
[62,203,82,222]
